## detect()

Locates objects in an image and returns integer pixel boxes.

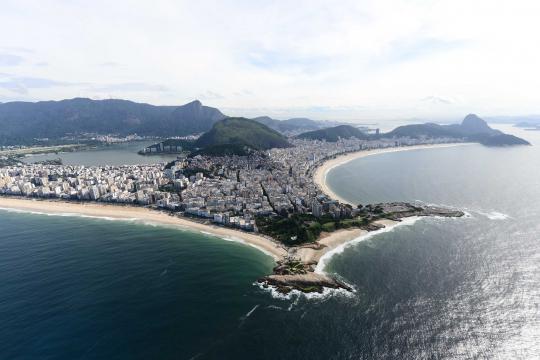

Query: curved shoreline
[295,143,473,273]
[313,143,473,206]
[0,143,471,266]
[0,197,288,261]
[0,142,471,294]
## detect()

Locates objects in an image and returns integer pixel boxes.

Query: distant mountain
[252,116,323,133]
[486,115,540,126]
[0,98,226,144]
[514,121,540,129]
[296,125,369,142]
[458,114,498,134]
[470,133,530,146]
[386,123,459,139]
[385,114,529,146]
[195,117,291,151]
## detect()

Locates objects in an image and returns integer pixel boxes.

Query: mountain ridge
[296,125,369,142]
[0,98,226,144]
[385,114,529,146]
[0,97,334,145]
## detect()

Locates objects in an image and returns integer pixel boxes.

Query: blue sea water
[1,125,539,359]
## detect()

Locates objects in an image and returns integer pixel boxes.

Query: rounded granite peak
[461,113,492,133]
[185,99,202,107]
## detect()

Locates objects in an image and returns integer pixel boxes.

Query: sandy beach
[313,143,472,205]
[294,219,399,264]
[0,143,470,272]
[0,197,288,261]
[0,196,386,268]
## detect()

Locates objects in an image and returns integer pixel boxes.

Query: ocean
[1,125,539,359]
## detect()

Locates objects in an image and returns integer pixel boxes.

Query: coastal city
[0,136,459,233]
[2,2,539,359]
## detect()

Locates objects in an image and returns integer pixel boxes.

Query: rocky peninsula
[258,202,464,294]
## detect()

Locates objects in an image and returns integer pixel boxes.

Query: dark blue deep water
[1,125,539,359]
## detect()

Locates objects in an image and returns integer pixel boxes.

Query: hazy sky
[0,0,539,121]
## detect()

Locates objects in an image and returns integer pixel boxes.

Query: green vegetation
[252,116,321,133]
[296,125,369,142]
[256,213,371,245]
[195,117,291,151]
[162,138,197,148]
[0,98,225,145]
[385,123,458,139]
[256,214,320,245]
[474,133,530,146]
[384,114,530,146]
[158,183,180,193]
[189,144,255,157]
[282,259,308,275]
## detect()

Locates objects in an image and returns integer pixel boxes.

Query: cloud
[98,61,122,68]
[0,53,24,66]
[198,90,224,100]
[0,74,73,94]
[245,48,335,74]
[421,96,456,105]
[0,46,34,54]
[233,89,254,97]
[375,37,467,66]
[1,0,540,119]
[91,82,169,92]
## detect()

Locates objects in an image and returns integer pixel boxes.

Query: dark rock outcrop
[258,274,353,294]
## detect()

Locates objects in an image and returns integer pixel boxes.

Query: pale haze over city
[1,0,539,120]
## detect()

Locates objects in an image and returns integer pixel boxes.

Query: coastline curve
[313,143,473,206]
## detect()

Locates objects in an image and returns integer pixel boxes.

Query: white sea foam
[477,211,511,220]
[0,206,140,222]
[244,304,259,318]
[256,212,469,300]
[413,201,510,221]
[0,206,279,260]
[238,305,260,324]
[220,235,278,259]
[255,281,356,301]
[315,216,422,274]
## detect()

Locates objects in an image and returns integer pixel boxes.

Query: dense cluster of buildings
[0,164,173,204]
[0,136,458,232]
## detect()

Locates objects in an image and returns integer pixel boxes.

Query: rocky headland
[258,202,464,294]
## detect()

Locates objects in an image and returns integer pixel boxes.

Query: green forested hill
[195,117,291,150]
[296,125,368,142]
